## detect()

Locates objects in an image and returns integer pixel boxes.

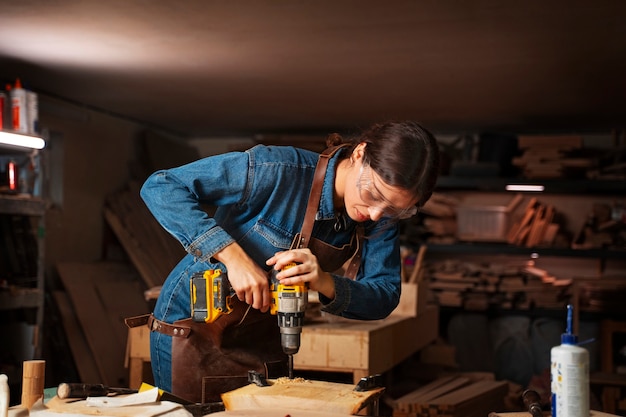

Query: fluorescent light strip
[506,184,545,192]
[0,131,46,150]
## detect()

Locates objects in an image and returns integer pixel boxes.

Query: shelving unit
[0,143,46,380]
[0,194,46,357]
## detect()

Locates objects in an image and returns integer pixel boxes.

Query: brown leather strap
[125,313,192,338]
[297,145,349,249]
[344,224,364,279]
[295,144,364,280]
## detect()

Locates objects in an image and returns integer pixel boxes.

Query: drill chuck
[278,312,304,354]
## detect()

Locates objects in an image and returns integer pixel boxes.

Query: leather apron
[131,145,364,403]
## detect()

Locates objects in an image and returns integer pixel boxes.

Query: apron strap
[297,144,348,249]
[295,144,364,280]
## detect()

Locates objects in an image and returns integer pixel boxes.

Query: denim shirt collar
[317,148,346,221]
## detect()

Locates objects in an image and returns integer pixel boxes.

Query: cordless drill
[270,262,307,378]
[190,264,308,378]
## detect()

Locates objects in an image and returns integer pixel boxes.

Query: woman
[139,120,439,400]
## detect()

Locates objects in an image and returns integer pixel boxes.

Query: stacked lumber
[104,181,186,290]
[507,198,559,247]
[513,135,594,179]
[427,260,571,311]
[404,193,459,244]
[393,375,508,417]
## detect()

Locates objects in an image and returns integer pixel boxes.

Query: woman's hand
[266,248,336,300]
[213,243,271,312]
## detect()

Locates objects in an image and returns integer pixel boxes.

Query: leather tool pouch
[171,299,286,403]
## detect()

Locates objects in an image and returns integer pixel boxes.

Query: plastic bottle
[10,78,28,134]
[0,373,9,417]
[26,90,38,135]
[0,90,6,130]
[550,304,589,417]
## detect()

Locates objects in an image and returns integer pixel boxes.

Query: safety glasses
[356,160,418,220]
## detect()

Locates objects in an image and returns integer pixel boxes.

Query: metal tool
[247,370,269,387]
[270,262,307,379]
[354,374,383,392]
[522,389,543,417]
[56,383,137,399]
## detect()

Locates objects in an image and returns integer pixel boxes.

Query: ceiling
[1,1,625,138]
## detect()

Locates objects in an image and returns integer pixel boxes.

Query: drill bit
[288,354,294,379]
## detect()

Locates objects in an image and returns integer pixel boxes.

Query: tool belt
[126,145,364,404]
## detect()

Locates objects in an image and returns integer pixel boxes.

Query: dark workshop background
[1,0,625,413]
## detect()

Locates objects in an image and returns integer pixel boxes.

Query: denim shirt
[140,145,401,324]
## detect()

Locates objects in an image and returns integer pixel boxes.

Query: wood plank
[395,376,458,412]
[44,396,189,417]
[104,181,185,289]
[57,261,151,387]
[221,378,384,415]
[52,291,100,384]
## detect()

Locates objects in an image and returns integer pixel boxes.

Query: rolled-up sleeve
[139,151,250,261]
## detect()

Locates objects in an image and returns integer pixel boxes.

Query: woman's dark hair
[327,121,440,207]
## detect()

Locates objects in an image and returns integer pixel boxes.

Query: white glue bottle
[0,373,9,417]
[551,304,589,417]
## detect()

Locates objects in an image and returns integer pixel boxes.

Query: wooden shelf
[0,287,41,310]
[0,194,46,216]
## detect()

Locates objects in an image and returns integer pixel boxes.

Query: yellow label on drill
[270,262,306,316]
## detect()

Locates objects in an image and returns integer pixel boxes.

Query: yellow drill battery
[190,269,233,323]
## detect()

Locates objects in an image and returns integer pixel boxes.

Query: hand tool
[522,389,543,417]
[354,374,383,392]
[247,370,269,387]
[270,262,307,379]
[56,383,137,399]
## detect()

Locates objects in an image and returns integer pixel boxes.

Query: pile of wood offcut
[392,374,509,417]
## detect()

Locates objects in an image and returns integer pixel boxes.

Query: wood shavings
[274,377,308,384]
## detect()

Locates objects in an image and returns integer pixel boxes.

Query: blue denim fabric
[140,145,402,390]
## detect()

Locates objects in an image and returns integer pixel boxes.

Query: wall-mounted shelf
[0,182,46,361]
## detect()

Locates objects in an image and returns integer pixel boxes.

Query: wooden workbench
[295,304,438,383]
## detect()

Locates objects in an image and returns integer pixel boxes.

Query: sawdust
[273,377,308,384]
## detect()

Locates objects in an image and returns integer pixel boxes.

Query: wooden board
[52,291,100,384]
[221,378,384,415]
[394,376,508,417]
[56,261,151,386]
[104,181,185,289]
[43,396,190,417]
